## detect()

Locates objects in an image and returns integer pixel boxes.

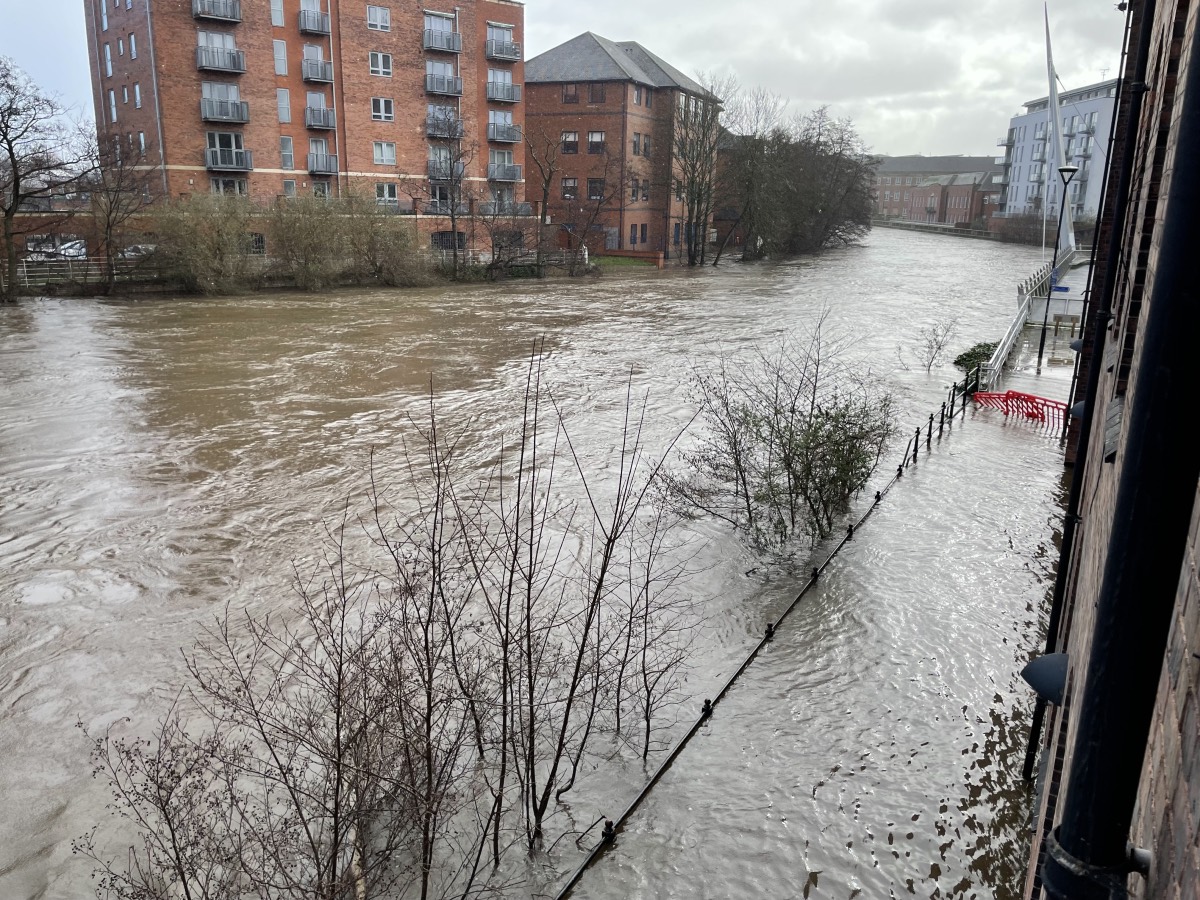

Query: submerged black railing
[551,365,984,900]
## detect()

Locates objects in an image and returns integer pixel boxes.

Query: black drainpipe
[1022,0,1147,782]
[1041,14,1200,897]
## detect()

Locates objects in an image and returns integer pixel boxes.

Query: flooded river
[0,229,1068,899]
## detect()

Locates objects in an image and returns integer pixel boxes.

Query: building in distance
[873,155,1002,219]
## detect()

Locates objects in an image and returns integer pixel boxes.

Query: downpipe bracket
[1042,826,1150,899]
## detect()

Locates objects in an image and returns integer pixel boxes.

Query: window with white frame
[306,90,326,110]
[587,131,604,154]
[210,177,248,196]
[369,51,392,76]
[277,88,290,122]
[371,97,394,121]
[122,85,128,104]
[280,135,294,169]
[376,182,398,204]
[104,44,112,76]
[271,0,284,25]
[373,141,396,165]
[137,131,145,153]
[118,38,124,56]
[561,177,577,200]
[129,33,137,58]
[134,83,141,108]
[367,5,391,30]
[282,179,297,196]
[108,89,117,122]
[203,81,239,100]
[100,0,108,30]
[199,31,235,49]
[273,40,288,75]
[313,181,330,197]
[488,67,512,85]
[425,12,453,32]
[561,131,578,153]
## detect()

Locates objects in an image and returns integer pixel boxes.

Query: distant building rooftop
[525,32,710,96]
[876,155,1003,175]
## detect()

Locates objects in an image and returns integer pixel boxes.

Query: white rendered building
[997,79,1117,220]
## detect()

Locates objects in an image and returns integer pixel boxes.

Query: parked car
[56,240,88,259]
[23,240,87,261]
[118,244,157,260]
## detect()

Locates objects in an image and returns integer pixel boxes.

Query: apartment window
[631,178,639,201]
[314,182,330,198]
[118,38,124,56]
[122,86,128,104]
[425,12,453,33]
[633,85,642,105]
[108,89,117,123]
[271,0,284,25]
[641,181,648,201]
[645,89,653,108]
[561,177,577,200]
[100,0,108,30]
[373,141,396,165]
[640,224,647,243]
[134,83,141,108]
[376,182,398,205]
[587,178,604,200]
[674,178,683,201]
[211,177,248,195]
[282,179,297,196]
[562,83,578,104]
[367,5,391,29]
[587,131,604,154]
[369,51,392,76]
[643,135,651,158]
[371,97,394,121]
[137,131,145,153]
[561,131,578,154]
[632,133,641,156]
[489,67,513,86]
[673,222,680,244]
[204,81,239,101]
[277,88,290,122]
[280,135,294,170]
[104,44,113,77]
[588,83,606,104]
[273,40,288,75]
[129,33,137,58]
[630,224,637,245]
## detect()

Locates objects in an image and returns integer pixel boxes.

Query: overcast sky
[2,0,1125,156]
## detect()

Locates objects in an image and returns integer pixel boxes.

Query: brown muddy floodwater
[0,228,1074,899]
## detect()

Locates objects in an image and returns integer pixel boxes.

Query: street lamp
[1036,164,1080,373]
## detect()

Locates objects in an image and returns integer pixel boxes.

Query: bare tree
[562,148,625,274]
[85,130,157,293]
[524,123,562,272]
[0,56,91,300]
[672,73,736,266]
[916,318,959,371]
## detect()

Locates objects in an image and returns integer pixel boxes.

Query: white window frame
[371,97,394,121]
[277,88,291,123]
[373,141,396,165]
[376,182,398,204]
[104,44,113,77]
[271,0,284,26]
[273,40,288,76]
[280,135,294,170]
[367,5,390,30]
[369,51,392,77]
[129,33,137,58]
[108,89,117,123]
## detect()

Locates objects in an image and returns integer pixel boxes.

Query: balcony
[425,74,463,96]
[487,163,522,182]
[1080,122,1096,135]
[423,29,462,52]
[428,159,465,180]
[193,0,241,22]
[307,153,338,174]
[424,200,468,215]
[478,200,532,216]
[200,97,250,123]
[486,82,522,103]
[298,9,331,34]
[996,135,1014,147]
[302,59,334,82]
[196,46,246,73]
[205,147,253,171]
[426,115,464,138]
[485,39,522,61]
[1075,147,1092,159]
[305,107,336,129]
[487,122,522,143]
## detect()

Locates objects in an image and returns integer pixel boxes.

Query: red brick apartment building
[524,32,708,259]
[1019,0,1199,896]
[873,155,1000,218]
[903,172,1003,227]
[82,0,526,219]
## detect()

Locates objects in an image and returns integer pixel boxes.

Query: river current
[0,228,1071,899]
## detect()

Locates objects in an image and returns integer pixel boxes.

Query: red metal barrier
[973,390,1067,427]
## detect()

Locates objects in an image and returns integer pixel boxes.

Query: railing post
[927,414,933,447]
[939,402,946,435]
[913,427,920,463]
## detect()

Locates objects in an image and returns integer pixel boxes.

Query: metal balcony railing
[200,98,250,123]
[196,46,246,73]
[302,59,334,82]
[478,200,532,216]
[423,29,462,52]
[307,153,338,174]
[487,163,521,181]
[487,122,521,143]
[485,39,521,60]
[305,107,336,129]
[298,9,331,34]
[193,0,241,22]
[205,147,253,170]
[428,159,465,180]
[997,135,1014,147]
[425,74,463,95]
[426,115,464,138]
[486,82,522,102]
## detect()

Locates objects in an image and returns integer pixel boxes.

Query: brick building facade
[903,172,1003,227]
[873,155,1001,218]
[524,32,705,257]
[82,0,526,223]
[1020,0,1200,897]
